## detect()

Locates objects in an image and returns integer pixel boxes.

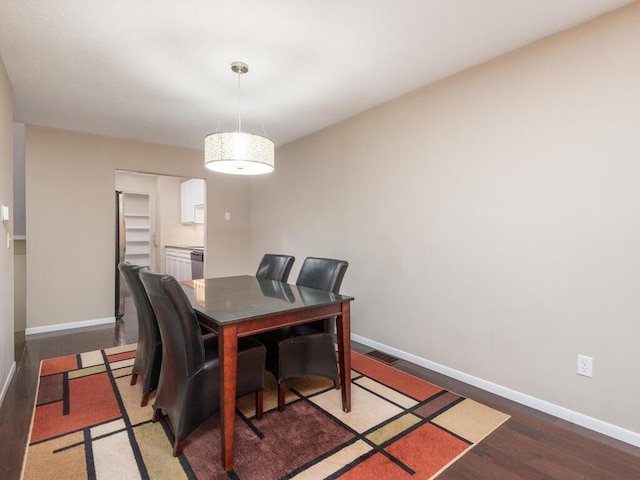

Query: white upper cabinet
[193,179,205,206]
[181,179,205,224]
[180,181,193,223]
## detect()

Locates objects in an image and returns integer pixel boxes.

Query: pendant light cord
[213,61,270,138]
[236,69,242,133]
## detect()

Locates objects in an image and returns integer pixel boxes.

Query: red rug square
[30,372,121,443]
[40,355,78,376]
[386,423,469,478]
[352,351,444,400]
[107,350,136,363]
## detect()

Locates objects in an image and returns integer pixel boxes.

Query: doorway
[114,171,206,341]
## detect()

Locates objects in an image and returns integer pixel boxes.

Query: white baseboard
[25,317,115,336]
[351,333,640,449]
[0,361,16,408]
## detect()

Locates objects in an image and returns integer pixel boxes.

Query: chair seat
[202,336,266,396]
[258,319,338,384]
[256,322,324,347]
[203,335,218,364]
[277,333,338,383]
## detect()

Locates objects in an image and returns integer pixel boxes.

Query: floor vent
[367,350,400,364]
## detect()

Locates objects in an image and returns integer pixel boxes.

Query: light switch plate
[0,204,8,222]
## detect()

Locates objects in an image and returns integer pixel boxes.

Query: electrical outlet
[577,354,593,377]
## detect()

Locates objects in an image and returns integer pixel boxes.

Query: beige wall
[251,4,640,440]
[25,127,251,331]
[0,53,14,402]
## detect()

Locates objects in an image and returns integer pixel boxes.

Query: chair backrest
[118,262,161,348]
[139,270,205,380]
[255,254,295,282]
[296,257,348,293]
[295,257,348,333]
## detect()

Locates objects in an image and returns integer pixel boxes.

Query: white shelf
[125,216,150,229]
[126,230,149,242]
[126,244,150,255]
[123,192,151,268]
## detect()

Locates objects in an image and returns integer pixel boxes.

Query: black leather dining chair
[118,262,162,407]
[139,270,266,457]
[261,257,348,411]
[255,254,295,282]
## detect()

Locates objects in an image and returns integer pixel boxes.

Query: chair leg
[152,408,163,423]
[130,373,138,386]
[255,390,264,420]
[173,439,185,457]
[334,377,340,390]
[141,392,150,407]
[278,383,286,412]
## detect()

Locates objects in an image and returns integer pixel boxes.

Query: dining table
[180,275,354,471]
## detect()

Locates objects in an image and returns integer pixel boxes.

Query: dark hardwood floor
[2,300,639,479]
[0,296,139,480]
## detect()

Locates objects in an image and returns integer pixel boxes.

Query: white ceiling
[0,0,635,149]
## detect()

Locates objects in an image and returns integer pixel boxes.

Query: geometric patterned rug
[21,344,509,479]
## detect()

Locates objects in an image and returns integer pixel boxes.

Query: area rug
[21,344,509,479]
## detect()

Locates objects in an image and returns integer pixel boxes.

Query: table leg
[336,301,351,412]
[219,324,238,471]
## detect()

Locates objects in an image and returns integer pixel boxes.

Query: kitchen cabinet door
[181,179,205,224]
[165,247,192,281]
[181,181,195,224]
[193,179,205,206]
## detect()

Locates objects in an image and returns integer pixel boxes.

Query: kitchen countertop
[165,245,204,251]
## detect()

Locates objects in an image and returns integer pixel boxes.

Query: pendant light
[204,62,274,175]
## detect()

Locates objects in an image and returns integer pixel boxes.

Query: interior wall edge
[351,333,640,449]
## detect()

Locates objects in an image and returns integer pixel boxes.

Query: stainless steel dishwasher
[190,250,204,279]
